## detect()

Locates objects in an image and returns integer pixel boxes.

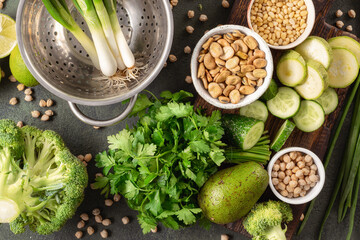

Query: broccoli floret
[0,120,88,235]
[243,200,293,240]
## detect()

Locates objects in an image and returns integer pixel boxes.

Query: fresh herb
[94,91,226,233]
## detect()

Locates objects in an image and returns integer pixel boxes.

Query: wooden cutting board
[194,0,360,239]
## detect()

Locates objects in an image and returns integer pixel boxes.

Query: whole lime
[9,46,39,87]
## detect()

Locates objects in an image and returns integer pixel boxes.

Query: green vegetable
[271,120,296,152]
[293,100,325,132]
[0,120,88,235]
[198,162,269,224]
[222,115,264,150]
[277,50,307,87]
[261,79,278,101]
[267,87,301,119]
[94,91,227,233]
[315,88,338,115]
[225,133,271,164]
[41,0,100,70]
[298,73,360,237]
[243,200,293,240]
[328,36,360,67]
[239,100,269,122]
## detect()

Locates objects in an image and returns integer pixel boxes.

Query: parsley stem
[144,89,160,102]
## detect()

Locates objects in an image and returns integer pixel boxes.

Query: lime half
[0,14,17,58]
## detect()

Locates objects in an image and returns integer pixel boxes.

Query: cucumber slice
[294,60,328,100]
[328,47,359,88]
[277,50,307,87]
[315,88,338,114]
[295,36,333,69]
[240,100,269,122]
[222,115,265,150]
[293,101,325,132]
[329,36,360,67]
[261,79,278,101]
[267,87,301,119]
[271,120,296,152]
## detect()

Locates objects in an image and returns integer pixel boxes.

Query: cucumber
[295,36,333,69]
[327,47,359,88]
[294,60,328,100]
[329,36,360,67]
[271,120,296,152]
[261,79,278,101]
[293,100,325,132]
[277,50,307,87]
[240,101,268,122]
[267,87,301,119]
[222,115,264,150]
[315,88,338,114]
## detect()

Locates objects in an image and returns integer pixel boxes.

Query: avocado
[198,162,268,224]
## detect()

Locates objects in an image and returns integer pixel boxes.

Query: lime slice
[0,14,17,58]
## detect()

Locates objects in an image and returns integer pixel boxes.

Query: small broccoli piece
[0,120,88,235]
[243,200,293,240]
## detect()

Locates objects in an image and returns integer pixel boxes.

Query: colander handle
[68,94,138,127]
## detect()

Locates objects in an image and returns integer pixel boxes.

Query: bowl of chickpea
[267,147,325,205]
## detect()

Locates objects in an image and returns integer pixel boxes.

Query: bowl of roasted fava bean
[268,147,325,205]
[191,25,273,109]
[247,0,316,50]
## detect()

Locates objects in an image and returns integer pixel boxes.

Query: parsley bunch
[94,91,226,233]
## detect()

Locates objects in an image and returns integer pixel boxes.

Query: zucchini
[328,36,360,67]
[315,88,339,115]
[222,115,265,150]
[277,50,307,87]
[240,101,268,122]
[267,87,301,119]
[293,100,325,132]
[295,36,333,69]
[271,120,296,152]
[294,60,328,100]
[261,79,278,101]
[328,47,359,88]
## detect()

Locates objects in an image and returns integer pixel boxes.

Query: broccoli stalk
[0,120,88,235]
[243,200,293,240]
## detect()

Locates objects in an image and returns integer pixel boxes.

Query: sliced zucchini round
[240,100,268,122]
[329,36,360,67]
[271,120,296,152]
[267,87,301,119]
[294,60,328,100]
[295,36,333,69]
[328,47,359,88]
[315,88,338,115]
[277,50,307,87]
[261,79,278,101]
[293,101,325,132]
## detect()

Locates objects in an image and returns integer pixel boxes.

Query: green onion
[104,0,135,69]
[93,0,126,70]
[346,164,360,240]
[72,0,117,76]
[297,74,360,236]
[41,0,100,70]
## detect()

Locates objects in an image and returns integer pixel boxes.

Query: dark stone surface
[0,0,359,239]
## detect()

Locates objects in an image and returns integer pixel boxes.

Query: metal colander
[16,0,173,126]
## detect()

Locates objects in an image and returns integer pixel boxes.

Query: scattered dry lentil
[185,76,193,84]
[102,219,112,226]
[122,216,130,225]
[336,20,344,28]
[39,99,46,107]
[17,84,25,91]
[77,220,85,229]
[24,88,32,95]
[348,9,356,18]
[95,215,103,223]
[93,126,101,130]
[100,229,108,238]
[9,75,16,82]
[75,231,83,239]
[31,111,41,118]
[84,153,92,162]
[92,208,101,216]
[80,213,89,221]
[199,14,208,22]
[17,121,24,128]
[184,46,192,54]
[222,0,230,8]
[170,0,178,7]
[335,9,343,17]
[87,226,95,235]
[169,54,177,63]
[24,95,33,102]
[113,193,121,202]
[45,110,54,116]
[77,155,85,161]
[221,234,230,240]
[187,10,195,18]
[9,97,18,105]
[41,115,50,122]
[186,25,194,34]
[46,99,54,107]
[151,226,158,233]
[346,25,353,32]
[104,199,114,207]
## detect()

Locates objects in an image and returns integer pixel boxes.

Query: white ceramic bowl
[191,25,274,109]
[247,0,316,50]
[267,147,325,205]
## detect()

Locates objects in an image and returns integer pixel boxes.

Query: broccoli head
[243,200,293,240]
[0,120,88,235]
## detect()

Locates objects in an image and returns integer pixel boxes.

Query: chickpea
[286,185,294,193]
[297,161,305,169]
[309,175,319,182]
[294,187,302,195]
[310,182,316,188]
[295,170,304,178]
[280,190,289,197]
[304,185,311,191]
[278,171,285,179]
[289,180,298,188]
[305,176,312,184]
[283,176,291,185]
[292,167,300,173]
[302,167,310,176]
[298,179,306,186]
[300,191,307,197]
[280,162,286,171]
[286,161,295,170]
[288,192,294,198]
[304,155,312,163]
[278,182,286,191]
[289,151,297,160]
[273,164,280,171]
[310,164,318,171]
[272,178,279,186]
[283,154,291,163]
[285,169,292,176]
[291,174,298,181]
